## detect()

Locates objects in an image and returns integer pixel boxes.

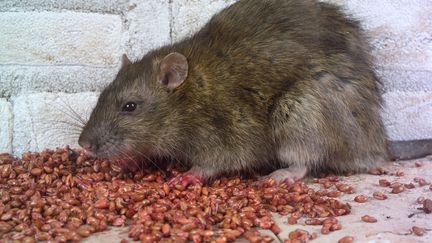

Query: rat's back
[180,0,376,92]
[170,0,388,177]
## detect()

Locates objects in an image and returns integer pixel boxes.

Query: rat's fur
[79,0,388,180]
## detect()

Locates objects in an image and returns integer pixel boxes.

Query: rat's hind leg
[265,138,323,183]
[266,165,308,184]
[268,88,329,182]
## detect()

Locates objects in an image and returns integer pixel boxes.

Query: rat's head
[78,52,189,160]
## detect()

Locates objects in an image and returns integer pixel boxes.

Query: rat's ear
[121,54,132,68]
[157,52,188,92]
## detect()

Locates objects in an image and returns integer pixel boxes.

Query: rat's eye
[122,102,137,112]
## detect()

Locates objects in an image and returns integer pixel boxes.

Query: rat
[79,0,390,186]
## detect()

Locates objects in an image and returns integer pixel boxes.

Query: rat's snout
[78,132,99,154]
[78,123,120,158]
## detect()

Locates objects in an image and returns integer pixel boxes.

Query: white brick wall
[11,92,99,156]
[0,0,431,156]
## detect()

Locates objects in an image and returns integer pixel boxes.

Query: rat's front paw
[168,173,203,189]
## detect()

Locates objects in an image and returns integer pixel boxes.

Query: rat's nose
[79,140,92,151]
[78,136,97,152]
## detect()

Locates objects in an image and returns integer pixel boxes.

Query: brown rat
[79,0,389,185]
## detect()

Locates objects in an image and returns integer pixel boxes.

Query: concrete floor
[84,157,432,243]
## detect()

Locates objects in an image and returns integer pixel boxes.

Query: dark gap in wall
[169,0,173,44]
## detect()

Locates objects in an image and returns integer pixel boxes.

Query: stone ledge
[388,139,432,160]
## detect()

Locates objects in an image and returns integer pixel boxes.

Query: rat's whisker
[37,131,80,144]
[131,145,165,174]
[46,121,84,131]
[163,143,188,169]
[43,129,81,137]
[58,108,83,125]
[112,144,142,172]
[49,98,88,129]
[58,98,88,126]
[120,150,141,171]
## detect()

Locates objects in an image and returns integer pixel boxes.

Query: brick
[325,0,432,71]
[124,0,171,60]
[0,66,117,98]
[382,91,432,141]
[0,11,122,66]
[0,99,13,154]
[378,69,432,93]
[11,92,99,156]
[171,0,237,42]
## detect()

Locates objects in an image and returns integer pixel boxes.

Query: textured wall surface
[0,0,431,156]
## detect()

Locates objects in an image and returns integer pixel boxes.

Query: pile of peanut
[0,147,430,242]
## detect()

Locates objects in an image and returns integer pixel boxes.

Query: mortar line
[169,0,173,44]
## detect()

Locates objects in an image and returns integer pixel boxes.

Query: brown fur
[79,0,388,179]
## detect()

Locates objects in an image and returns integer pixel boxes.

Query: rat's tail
[387,139,432,161]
